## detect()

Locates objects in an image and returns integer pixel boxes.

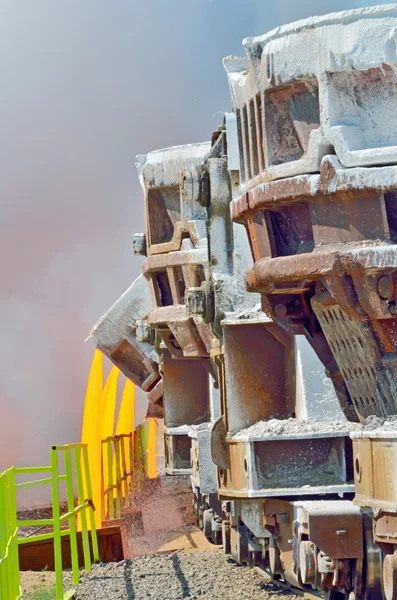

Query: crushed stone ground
[21,549,298,599]
[74,549,297,599]
[20,570,73,597]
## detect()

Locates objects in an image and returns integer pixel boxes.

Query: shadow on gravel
[258,581,292,596]
[224,558,293,597]
[124,560,135,599]
[226,558,244,566]
[185,532,198,549]
[171,554,191,598]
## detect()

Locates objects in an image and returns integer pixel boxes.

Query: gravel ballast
[73,548,297,599]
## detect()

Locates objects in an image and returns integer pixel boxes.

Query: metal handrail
[0,443,99,600]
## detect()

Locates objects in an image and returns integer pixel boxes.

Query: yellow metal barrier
[0,468,22,600]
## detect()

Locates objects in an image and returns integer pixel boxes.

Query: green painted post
[74,447,91,571]
[4,471,12,597]
[141,421,149,476]
[7,468,21,599]
[50,448,64,600]
[135,427,144,492]
[114,438,122,520]
[134,429,139,493]
[107,440,114,520]
[120,437,128,505]
[64,448,80,585]
[128,433,134,500]
[100,441,105,524]
[0,471,9,600]
[82,445,99,562]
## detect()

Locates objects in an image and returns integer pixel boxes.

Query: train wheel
[352,512,383,600]
[325,592,349,600]
[203,508,213,540]
[361,513,383,599]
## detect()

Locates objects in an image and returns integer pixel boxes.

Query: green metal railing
[101,424,155,522]
[101,433,133,521]
[1,426,156,599]
[0,468,22,600]
[1,443,99,600]
[134,424,146,492]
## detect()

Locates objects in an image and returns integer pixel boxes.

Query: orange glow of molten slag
[80,349,103,530]
[80,350,157,529]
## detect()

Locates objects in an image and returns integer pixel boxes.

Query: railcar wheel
[203,508,213,540]
[324,591,348,599]
[383,551,397,600]
[352,513,383,600]
[361,513,383,599]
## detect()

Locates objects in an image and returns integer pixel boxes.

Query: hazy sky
[0,0,379,471]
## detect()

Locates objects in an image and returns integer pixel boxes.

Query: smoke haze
[0,0,378,472]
